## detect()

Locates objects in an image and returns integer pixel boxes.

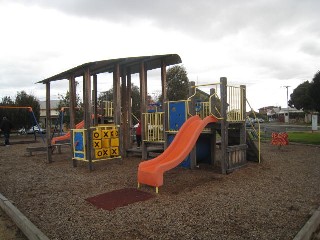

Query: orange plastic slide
[138,115,218,188]
[51,120,84,144]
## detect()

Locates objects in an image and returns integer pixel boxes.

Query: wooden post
[210,88,217,166]
[45,82,52,163]
[240,85,246,161]
[69,76,76,167]
[139,62,148,159]
[113,64,121,126]
[113,64,122,157]
[83,68,93,171]
[188,81,197,169]
[240,85,246,145]
[220,77,228,174]
[161,59,168,148]
[126,67,132,148]
[121,69,127,157]
[93,74,98,126]
[189,81,196,116]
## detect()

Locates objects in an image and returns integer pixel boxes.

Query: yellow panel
[93,139,102,149]
[93,129,102,139]
[110,129,119,138]
[102,148,110,158]
[95,149,103,159]
[102,130,111,139]
[110,138,119,147]
[102,139,110,148]
[110,147,119,156]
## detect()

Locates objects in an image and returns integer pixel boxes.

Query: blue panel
[168,101,187,131]
[167,133,191,168]
[167,133,212,168]
[196,134,211,164]
[74,132,84,151]
[75,152,84,159]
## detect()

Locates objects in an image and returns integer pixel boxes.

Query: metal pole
[282,86,290,124]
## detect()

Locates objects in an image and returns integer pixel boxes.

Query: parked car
[27,126,46,134]
[17,127,27,135]
[245,119,255,127]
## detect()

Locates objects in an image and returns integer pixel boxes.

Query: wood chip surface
[0,138,319,239]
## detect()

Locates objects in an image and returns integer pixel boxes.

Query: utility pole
[282,86,290,123]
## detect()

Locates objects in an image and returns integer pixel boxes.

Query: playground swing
[0,106,45,143]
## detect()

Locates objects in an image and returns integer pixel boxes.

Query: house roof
[39,100,60,109]
[37,54,182,84]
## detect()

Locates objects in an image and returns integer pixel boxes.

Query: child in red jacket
[136,122,141,148]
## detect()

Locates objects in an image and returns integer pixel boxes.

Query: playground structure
[137,78,261,191]
[37,54,260,177]
[37,54,182,170]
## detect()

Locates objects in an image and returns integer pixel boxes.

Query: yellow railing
[187,83,223,119]
[226,85,245,122]
[196,102,210,119]
[104,101,113,117]
[142,112,165,142]
[246,99,261,163]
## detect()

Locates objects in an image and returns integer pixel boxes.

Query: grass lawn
[287,131,320,145]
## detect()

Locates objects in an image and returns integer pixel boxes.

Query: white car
[27,126,46,134]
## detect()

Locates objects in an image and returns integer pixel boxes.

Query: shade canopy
[37,54,182,84]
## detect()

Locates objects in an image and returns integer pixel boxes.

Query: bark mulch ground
[0,134,319,239]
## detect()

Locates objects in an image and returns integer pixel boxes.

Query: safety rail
[187,83,245,122]
[226,85,245,122]
[196,102,210,119]
[142,112,165,142]
[187,83,221,119]
[104,101,113,117]
[246,99,261,163]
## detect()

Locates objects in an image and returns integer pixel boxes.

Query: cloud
[300,40,320,56]
[6,0,319,40]
[1,0,320,110]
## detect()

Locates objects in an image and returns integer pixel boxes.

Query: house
[39,100,60,127]
[259,106,305,123]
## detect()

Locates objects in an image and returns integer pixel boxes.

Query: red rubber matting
[85,188,154,211]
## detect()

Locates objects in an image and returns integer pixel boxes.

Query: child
[136,121,141,148]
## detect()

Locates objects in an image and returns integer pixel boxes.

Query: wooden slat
[0,193,49,240]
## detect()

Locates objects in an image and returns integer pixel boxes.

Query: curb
[0,193,49,240]
[293,206,320,240]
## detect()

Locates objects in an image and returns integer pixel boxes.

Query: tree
[0,92,40,129]
[57,90,83,126]
[0,96,16,127]
[131,84,141,122]
[166,65,189,101]
[289,71,320,113]
[309,71,320,112]
[15,91,40,128]
[288,81,313,112]
[98,83,141,123]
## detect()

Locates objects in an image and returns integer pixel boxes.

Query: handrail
[191,82,220,88]
[208,91,223,119]
[246,99,261,163]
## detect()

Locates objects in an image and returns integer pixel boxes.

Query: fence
[142,112,165,142]
[104,101,113,117]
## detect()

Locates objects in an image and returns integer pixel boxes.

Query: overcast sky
[0,0,319,110]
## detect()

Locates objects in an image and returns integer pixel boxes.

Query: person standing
[0,117,13,146]
[136,121,142,149]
